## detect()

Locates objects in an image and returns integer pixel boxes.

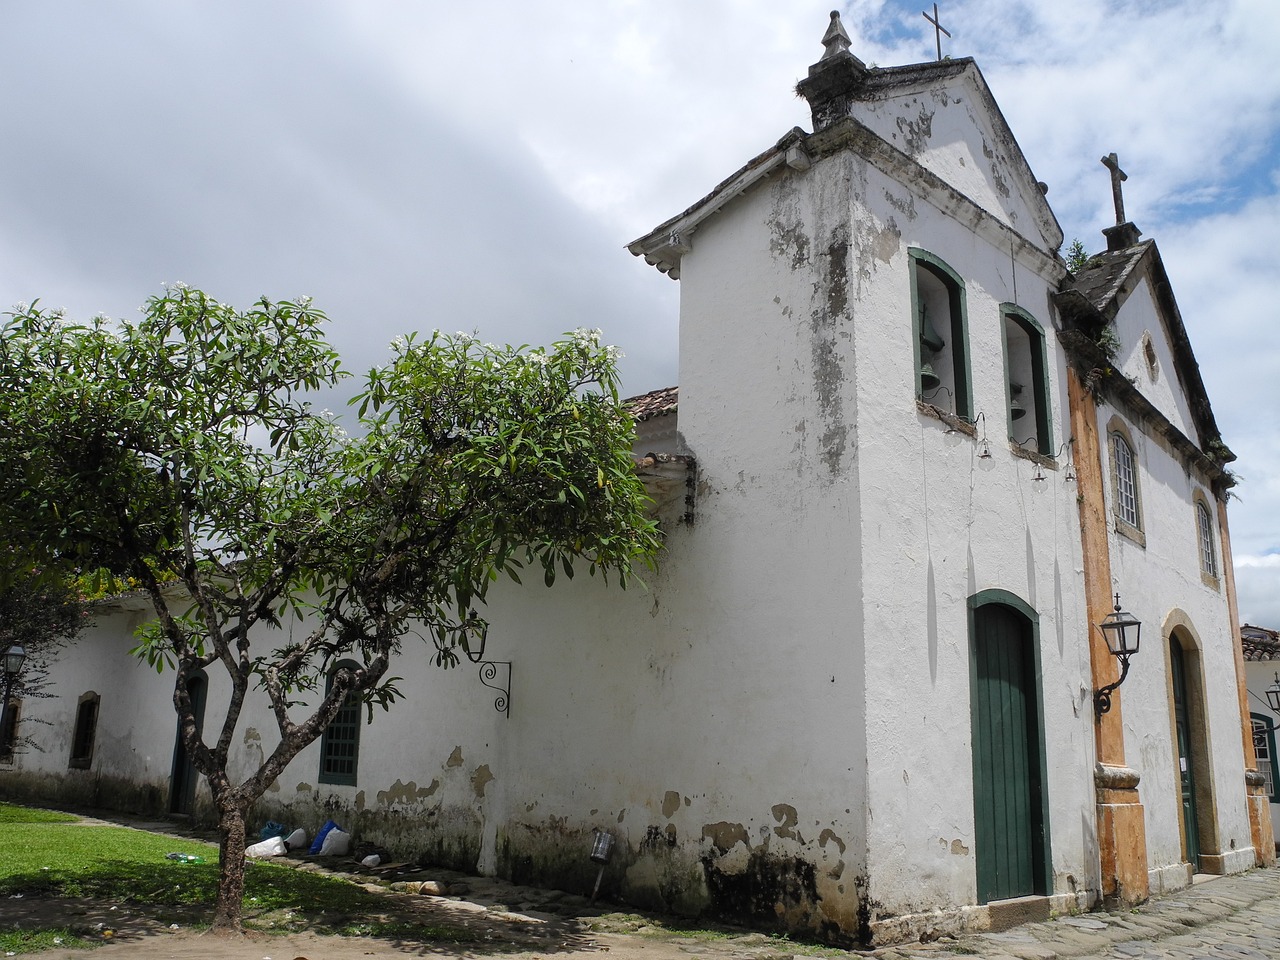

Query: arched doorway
[969,591,1051,903]
[168,671,207,816]
[1167,629,1217,870]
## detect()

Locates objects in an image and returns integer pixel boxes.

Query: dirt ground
[2,811,810,960]
[1,889,796,960]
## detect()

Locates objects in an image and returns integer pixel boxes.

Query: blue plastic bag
[308,819,339,855]
[259,820,289,841]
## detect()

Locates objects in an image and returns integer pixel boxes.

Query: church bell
[918,303,946,393]
[1010,382,1027,420]
[919,362,942,392]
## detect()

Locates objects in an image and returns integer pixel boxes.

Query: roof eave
[626,129,809,278]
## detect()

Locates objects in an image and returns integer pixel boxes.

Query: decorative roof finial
[797,10,867,131]
[821,10,852,60]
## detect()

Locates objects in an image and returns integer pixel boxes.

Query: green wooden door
[972,603,1046,903]
[168,673,207,815]
[1169,639,1201,867]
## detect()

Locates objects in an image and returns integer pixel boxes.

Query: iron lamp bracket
[1094,653,1131,717]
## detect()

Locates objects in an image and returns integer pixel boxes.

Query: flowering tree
[0,288,662,932]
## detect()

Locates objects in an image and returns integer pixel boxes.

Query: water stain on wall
[471,765,494,798]
[662,790,682,818]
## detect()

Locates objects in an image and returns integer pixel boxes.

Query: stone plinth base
[1246,778,1277,867]
[1095,765,1150,908]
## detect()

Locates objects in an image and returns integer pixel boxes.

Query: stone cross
[1101,152,1128,225]
[923,3,951,61]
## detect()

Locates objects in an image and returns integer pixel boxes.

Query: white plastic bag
[283,827,307,850]
[319,827,350,856]
[245,836,287,859]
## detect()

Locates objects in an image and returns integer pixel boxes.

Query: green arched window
[909,249,972,419]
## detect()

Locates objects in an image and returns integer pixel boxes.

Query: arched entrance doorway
[1167,628,1216,870]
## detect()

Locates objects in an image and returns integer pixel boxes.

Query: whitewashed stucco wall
[1111,276,1197,442]
[7,594,264,809]
[672,151,871,932]
[1095,300,1253,881]
[850,71,1059,248]
[842,149,1097,917]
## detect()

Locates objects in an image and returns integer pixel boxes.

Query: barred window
[1112,433,1139,529]
[1197,501,1217,577]
[1252,714,1278,802]
[318,663,361,786]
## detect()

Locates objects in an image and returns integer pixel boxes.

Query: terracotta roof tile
[626,385,678,422]
[1242,624,1280,661]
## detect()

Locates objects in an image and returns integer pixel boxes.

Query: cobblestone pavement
[873,868,1280,960]
[381,862,1280,960]
[437,864,1280,960]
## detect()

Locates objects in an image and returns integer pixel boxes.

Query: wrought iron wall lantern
[461,616,511,718]
[1,644,27,759]
[2,644,25,679]
[1042,440,1077,483]
[1061,438,1078,484]
[1265,671,1280,716]
[1026,440,1076,485]
[1094,595,1141,717]
[943,410,991,459]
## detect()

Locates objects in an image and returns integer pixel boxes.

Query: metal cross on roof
[923,3,951,61]
[1101,152,1128,225]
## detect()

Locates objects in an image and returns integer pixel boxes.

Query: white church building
[2,13,1271,946]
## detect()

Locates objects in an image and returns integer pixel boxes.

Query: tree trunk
[211,803,250,934]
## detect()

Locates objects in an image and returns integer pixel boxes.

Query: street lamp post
[1,644,27,761]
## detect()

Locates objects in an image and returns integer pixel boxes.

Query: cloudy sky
[1,1,1277,623]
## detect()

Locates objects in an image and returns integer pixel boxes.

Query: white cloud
[1236,564,1280,629]
[1156,186,1280,570]
[1237,555,1280,569]
[0,0,1276,617]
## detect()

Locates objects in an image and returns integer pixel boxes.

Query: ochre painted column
[1067,368,1150,905]
[1217,498,1277,866]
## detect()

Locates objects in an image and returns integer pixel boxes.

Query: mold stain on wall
[811,228,852,477]
[895,102,934,156]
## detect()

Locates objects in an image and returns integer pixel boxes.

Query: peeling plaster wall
[1097,388,1253,877]
[605,152,871,941]
[850,71,1057,250]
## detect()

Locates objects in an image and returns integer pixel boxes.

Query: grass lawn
[0,803,478,953]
